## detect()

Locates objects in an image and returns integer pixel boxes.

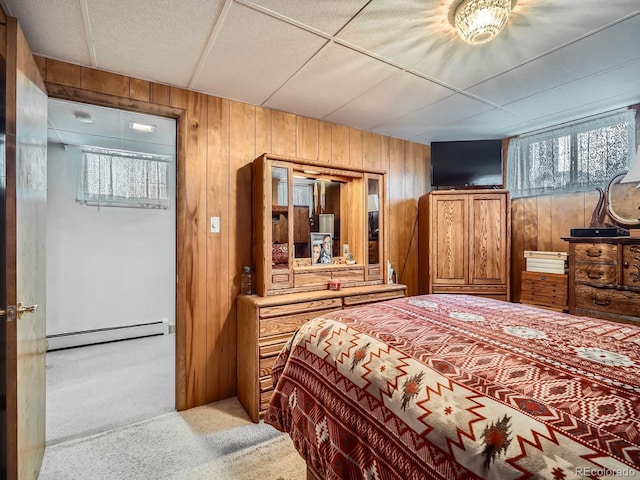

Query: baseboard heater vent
[47,321,167,351]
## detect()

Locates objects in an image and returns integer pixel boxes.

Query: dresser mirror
[255,153,386,296]
[606,172,640,228]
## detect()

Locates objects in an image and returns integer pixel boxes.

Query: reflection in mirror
[607,172,640,228]
[291,173,343,260]
[271,166,289,249]
[367,178,380,265]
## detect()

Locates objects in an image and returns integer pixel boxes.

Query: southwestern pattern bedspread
[265,294,640,480]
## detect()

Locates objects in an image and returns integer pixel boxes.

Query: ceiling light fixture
[74,111,93,123]
[454,0,512,45]
[129,120,156,133]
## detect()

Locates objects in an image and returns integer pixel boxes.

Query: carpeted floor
[40,335,306,479]
[38,398,306,480]
[45,333,175,445]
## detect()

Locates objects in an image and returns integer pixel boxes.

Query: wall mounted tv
[430,139,503,188]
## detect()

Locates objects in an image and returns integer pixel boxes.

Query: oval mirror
[606,172,640,228]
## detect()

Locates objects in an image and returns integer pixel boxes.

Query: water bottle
[241,266,254,295]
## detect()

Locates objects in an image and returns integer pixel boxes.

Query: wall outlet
[343,244,349,255]
[210,216,220,233]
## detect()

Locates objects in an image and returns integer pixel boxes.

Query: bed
[264,294,640,479]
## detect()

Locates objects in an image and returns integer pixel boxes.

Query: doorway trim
[44,83,189,410]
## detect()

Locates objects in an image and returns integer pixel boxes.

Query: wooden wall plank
[296,117,319,160]
[206,96,232,402]
[510,198,525,302]
[271,110,296,157]
[403,142,425,296]
[80,67,129,98]
[550,192,583,252]
[181,91,209,408]
[151,83,171,106]
[255,107,272,158]
[45,59,80,88]
[331,124,349,166]
[318,121,332,164]
[388,138,406,286]
[349,129,363,169]
[362,131,382,171]
[228,101,256,401]
[536,195,552,250]
[129,78,150,102]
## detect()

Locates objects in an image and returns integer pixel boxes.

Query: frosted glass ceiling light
[454,0,511,45]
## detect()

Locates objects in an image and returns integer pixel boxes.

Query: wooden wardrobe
[418,190,511,301]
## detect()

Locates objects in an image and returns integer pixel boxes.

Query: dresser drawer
[574,263,617,285]
[623,245,640,288]
[259,298,342,318]
[575,284,640,317]
[521,271,567,308]
[259,308,339,337]
[574,243,617,263]
[343,289,406,306]
[521,271,567,292]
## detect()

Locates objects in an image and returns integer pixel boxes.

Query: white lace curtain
[78,148,171,209]
[507,109,636,198]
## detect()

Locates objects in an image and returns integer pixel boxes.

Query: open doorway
[44,99,177,445]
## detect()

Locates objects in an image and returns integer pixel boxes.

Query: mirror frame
[606,171,640,228]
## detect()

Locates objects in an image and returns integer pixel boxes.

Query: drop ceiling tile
[505,59,640,128]
[325,70,455,131]
[86,0,225,87]
[468,14,640,106]
[411,108,525,144]
[336,0,451,74]
[371,93,497,140]
[4,0,92,65]
[241,0,370,35]
[264,42,399,120]
[190,2,328,106]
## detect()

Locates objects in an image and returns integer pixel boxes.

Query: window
[507,110,636,198]
[78,147,171,208]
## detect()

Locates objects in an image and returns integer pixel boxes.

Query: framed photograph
[311,232,332,265]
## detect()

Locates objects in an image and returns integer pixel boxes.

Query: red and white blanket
[265,294,640,479]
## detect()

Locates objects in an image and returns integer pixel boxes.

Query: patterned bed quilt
[264,294,640,479]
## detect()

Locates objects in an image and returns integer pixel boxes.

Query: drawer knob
[592,297,611,307]
[623,262,629,268]
[586,249,602,258]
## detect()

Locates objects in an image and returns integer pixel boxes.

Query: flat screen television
[430,139,503,188]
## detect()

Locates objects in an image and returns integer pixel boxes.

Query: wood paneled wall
[511,190,601,301]
[34,57,428,410]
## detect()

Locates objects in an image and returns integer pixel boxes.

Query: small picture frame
[311,232,332,265]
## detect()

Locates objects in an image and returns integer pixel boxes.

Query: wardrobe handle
[587,272,603,280]
[586,249,602,258]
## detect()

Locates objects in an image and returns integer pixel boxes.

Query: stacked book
[524,250,568,274]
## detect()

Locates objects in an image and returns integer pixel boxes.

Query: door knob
[17,302,39,320]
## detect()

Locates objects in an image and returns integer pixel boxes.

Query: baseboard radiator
[47,320,168,351]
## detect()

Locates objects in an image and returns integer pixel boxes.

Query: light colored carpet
[38,398,307,480]
[46,333,175,445]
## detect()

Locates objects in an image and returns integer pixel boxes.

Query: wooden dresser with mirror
[237,153,407,422]
[563,170,640,325]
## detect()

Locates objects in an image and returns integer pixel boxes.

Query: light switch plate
[210,216,220,233]
[343,244,349,255]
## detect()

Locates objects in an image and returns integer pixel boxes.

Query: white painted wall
[46,144,176,336]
